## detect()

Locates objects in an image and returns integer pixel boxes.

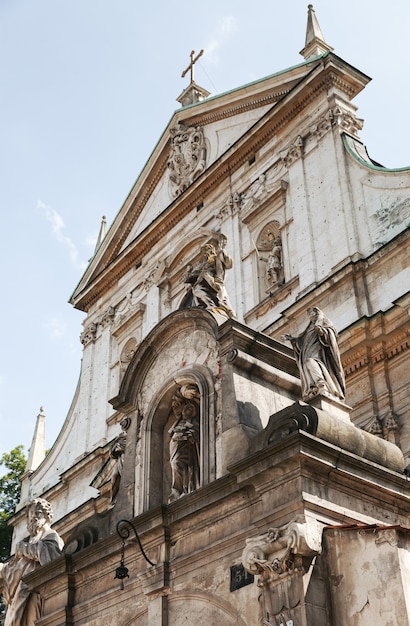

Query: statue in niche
[255,223,284,292]
[109,417,131,504]
[185,234,235,318]
[168,385,200,502]
[283,307,345,402]
[0,498,64,626]
[265,232,284,287]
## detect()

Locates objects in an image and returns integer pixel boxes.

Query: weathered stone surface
[10,7,410,625]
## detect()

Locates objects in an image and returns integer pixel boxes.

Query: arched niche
[143,366,213,510]
[110,309,220,515]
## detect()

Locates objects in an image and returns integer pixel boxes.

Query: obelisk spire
[94,215,107,252]
[17,407,47,510]
[300,5,334,59]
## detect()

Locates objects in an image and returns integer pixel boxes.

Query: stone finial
[25,406,46,474]
[300,5,334,60]
[17,408,47,510]
[94,215,107,252]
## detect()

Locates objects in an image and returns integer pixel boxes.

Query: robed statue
[109,416,131,504]
[0,498,64,626]
[186,234,235,318]
[168,385,200,502]
[283,307,345,402]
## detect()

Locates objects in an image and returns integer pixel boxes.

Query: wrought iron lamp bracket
[114,518,156,589]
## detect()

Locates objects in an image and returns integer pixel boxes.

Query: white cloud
[37,200,86,269]
[43,317,67,339]
[205,15,238,64]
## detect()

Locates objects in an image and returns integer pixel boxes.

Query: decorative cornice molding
[364,412,400,446]
[343,328,410,376]
[80,323,97,346]
[242,516,322,584]
[280,135,304,167]
[332,106,364,134]
[143,260,163,292]
[185,90,287,127]
[214,191,242,223]
[99,306,115,329]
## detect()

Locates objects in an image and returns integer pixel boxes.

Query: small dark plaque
[230,563,254,592]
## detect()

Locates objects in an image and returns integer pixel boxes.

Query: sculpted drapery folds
[0,498,64,626]
[265,234,284,287]
[284,307,346,402]
[109,416,131,504]
[186,234,235,318]
[168,384,200,502]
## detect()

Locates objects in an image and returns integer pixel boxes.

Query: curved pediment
[110,308,220,414]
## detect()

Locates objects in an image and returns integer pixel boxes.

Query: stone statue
[283,307,345,402]
[265,233,284,287]
[187,234,235,318]
[110,416,131,504]
[0,498,64,626]
[168,385,200,502]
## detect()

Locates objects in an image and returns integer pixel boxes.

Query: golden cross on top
[181,49,204,83]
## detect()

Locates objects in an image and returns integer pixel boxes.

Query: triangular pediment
[70,52,369,312]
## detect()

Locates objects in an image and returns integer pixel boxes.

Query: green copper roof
[343,134,410,172]
[178,53,329,112]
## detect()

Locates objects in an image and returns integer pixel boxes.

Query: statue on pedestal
[283,307,345,402]
[186,234,235,318]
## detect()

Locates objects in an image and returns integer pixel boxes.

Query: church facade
[8,6,410,625]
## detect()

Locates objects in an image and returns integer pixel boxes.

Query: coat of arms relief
[167,122,207,197]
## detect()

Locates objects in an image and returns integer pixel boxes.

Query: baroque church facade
[6,6,410,625]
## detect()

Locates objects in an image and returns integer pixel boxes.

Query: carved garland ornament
[167,122,207,197]
[280,107,364,168]
[80,322,97,346]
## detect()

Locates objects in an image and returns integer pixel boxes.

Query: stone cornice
[342,319,410,377]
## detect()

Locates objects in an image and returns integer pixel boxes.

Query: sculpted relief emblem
[168,122,207,197]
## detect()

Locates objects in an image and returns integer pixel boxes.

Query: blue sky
[0,0,409,463]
